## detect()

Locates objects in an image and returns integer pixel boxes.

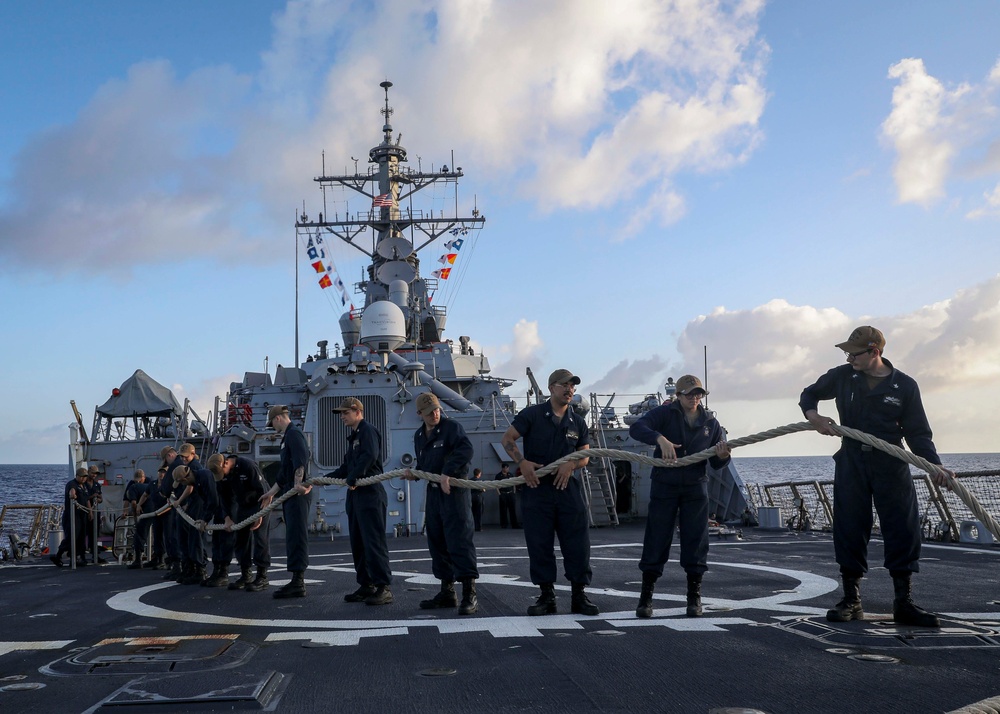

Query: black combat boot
[182,564,206,585]
[162,561,181,580]
[571,583,600,616]
[686,573,703,617]
[420,580,458,609]
[527,583,557,616]
[826,574,864,622]
[127,557,143,570]
[891,572,940,628]
[274,571,306,599]
[365,585,393,606]
[459,578,478,616]
[245,567,269,592]
[344,584,377,602]
[229,567,253,590]
[202,565,230,587]
[636,572,657,618]
[143,556,162,569]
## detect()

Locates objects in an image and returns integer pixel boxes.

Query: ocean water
[3,455,999,508]
[0,464,70,507]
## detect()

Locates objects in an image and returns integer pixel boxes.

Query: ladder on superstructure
[585,394,619,527]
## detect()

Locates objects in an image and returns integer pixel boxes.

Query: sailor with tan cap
[405,392,479,615]
[800,325,954,628]
[501,368,599,616]
[628,375,731,618]
[327,397,394,606]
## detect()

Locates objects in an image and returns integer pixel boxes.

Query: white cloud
[0,0,769,272]
[882,56,1000,211]
[488,319,545,381]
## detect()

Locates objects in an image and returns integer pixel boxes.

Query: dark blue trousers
[499,492,519,528]
[425,485,478,581]
[521,476,592,585]
[179,518,207,567]
[346,484,392,587]
[234,506,271,569]
[163,510,181,563]
[833,446,921,576]
[640,476,709,577]
[210,517,235,568]
[281,488,311,573]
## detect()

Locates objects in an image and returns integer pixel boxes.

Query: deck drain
[0,683,45,691]
[417,667,457,677]
[848,654,899,663]
[825,648,856,655]
[590,630,625,636]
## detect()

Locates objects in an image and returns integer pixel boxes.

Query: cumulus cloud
[488,319,545,381]
[589,356,669,395]
[882,56,1000,210]
[0,0,769,272]
[670,275,1000,404]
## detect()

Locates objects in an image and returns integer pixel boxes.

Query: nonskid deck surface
[0,522,997,714]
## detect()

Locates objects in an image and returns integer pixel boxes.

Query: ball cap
[675,375,708,396]
[835,326,885,353]
[415,392,441,414]
[266,405,289,426]
[332,397,363,413]
[548,368,581,387]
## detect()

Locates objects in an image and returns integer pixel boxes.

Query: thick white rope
[147,421,1000,542]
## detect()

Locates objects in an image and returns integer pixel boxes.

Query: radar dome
[360,300,406,353]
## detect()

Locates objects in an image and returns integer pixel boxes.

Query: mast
[295,80,485,351]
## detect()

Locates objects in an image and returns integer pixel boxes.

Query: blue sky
[3,0,1000,464]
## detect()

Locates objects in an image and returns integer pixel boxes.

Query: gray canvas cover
[96,369,183,418]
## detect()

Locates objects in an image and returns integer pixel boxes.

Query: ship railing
[745,472,1000,541]
[0,504,62,560]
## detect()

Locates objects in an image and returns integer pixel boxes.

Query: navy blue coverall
[414,417,478,582]
[277,423,311,574]
[629,400,730,577]
[510,402,592,586]
[331,419,392,587]
[799,360,943,576]
[180,463,217,568]
[225,456,271,570]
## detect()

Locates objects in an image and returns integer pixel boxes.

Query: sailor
[799,326,954,627]
[405,392,479,615]
[501,368,599,616]
[83,465,107,564]
[628,375,731,618]
[469,468,484,532]
[203,454,236,587]
[208,453,272,592]
[262,405,312,598]
[172,444,216,585]
[136,466,168,569]
[327,397,393,606]
[495,463,520,529]
[123,469,148,569]
[158,446,184,580]
[50,467,90,567]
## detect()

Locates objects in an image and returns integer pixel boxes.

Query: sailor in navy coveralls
[329,397,394,606]
[406,392,479,615]
[501,368,599,616]
[629,375,731,618]
[263,405,313,599]
[800,326,954,627]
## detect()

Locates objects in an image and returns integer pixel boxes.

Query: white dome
[360,300,406,352]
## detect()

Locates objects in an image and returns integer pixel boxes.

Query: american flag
[372,193,393,207]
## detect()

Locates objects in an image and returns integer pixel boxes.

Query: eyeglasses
[680,391,704,399]
[844,349,873,359]
[556,382,577,391]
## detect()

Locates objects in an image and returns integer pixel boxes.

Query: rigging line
[440,224,481,309]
